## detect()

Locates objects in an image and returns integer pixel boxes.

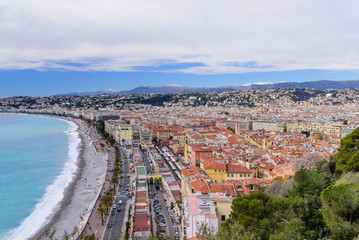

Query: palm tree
[101,194,112,212]
[113,166,121,176]
[107,188,116,197]
[111,176,119,190]
[96,205,107,226]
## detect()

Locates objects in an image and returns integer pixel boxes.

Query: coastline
[31,119,107,240]
[0,113,108,240]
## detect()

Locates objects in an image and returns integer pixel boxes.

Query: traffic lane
[103,149,130,239]
[104,195,128,239]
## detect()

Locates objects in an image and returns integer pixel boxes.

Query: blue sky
[1,1,359,97]
[1,69,359,97]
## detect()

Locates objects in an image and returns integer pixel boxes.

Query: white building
[342,125,358,138]
[183,193,218,239]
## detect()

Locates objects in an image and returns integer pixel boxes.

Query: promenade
[75,120,117,240]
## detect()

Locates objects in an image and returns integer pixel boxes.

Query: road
[155,190,175,236]
[141,147,175,237]
[102,148,131,240]
[141,150,153,174]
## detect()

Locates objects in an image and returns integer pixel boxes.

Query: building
[183,193,219,239]
[252,121,286,132]
[185,143,214,166]
[116,124,133,145]
[225,163,252,181]
[235,120,253,133]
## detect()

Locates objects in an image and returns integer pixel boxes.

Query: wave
[2,120,81,240]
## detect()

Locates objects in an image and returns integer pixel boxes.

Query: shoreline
[0,113,108,240]
[32,119,107,240]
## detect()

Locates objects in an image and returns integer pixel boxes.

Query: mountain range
[60,80,359,96]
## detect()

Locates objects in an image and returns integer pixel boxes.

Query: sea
[0,113,80,240]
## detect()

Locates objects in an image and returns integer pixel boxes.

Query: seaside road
[103,149,130,240]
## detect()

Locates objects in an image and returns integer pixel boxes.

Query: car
[111,210,115,215]
[113,205,116,209]
[159,223,166,227]
[118,200,123,205]
[117,208,121,212]
[107,223,112,228]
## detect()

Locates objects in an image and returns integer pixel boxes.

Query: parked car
[111,210,115,215]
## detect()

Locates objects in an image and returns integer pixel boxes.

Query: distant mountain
[59,80,359,96]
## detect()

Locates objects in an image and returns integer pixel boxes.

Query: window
[231,174,234,177]
[240,174,242,177]
[227,174,229,177]
[221,215,226,221]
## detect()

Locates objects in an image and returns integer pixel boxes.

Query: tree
[301,131,310,138]
[216,218,256,240]
[196,222,216,240]
[321,183,359,239]
[96,204,108,226]
[265,179,295,198]
[110,175,119,190]
[289,168,326,239]
[335,127,359,172]
[289,168,324,198]
[101,194,113,212]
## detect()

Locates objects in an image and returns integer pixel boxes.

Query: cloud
[0,0,359,74]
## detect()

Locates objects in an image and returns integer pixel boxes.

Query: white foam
[2,120,81,240]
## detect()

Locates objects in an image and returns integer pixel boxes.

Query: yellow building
[225,164,252,181]
[203,160,226,183]
[173,132,186,146]
[212,195,233,228]
[116,124,133,144]
[287,123,342,137]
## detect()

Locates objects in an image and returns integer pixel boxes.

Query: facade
[185,143,214,166]
[342,125,357,138]
[287,123,342,138]
[183,193,219,239]
[252,121,285,132]
[235,120,253,133]
[210,194,233,229]
[116,124,133,145]
[225,163,252,181]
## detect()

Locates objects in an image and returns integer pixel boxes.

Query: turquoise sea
[0,113,80,240]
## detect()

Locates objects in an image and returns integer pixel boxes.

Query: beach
[31,120,107,240]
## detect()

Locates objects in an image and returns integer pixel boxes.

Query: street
[102,148,131,240]
[141,148,175,237]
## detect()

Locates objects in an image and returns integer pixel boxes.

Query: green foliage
[336,127,359,172]
[321,183,359,239]
[229,191,310,240]
[301,131,310,138]
[315,158,340,188]
[289,168,325,198]
[216,218,256,240]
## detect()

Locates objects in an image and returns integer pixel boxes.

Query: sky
[1,0,359,97]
